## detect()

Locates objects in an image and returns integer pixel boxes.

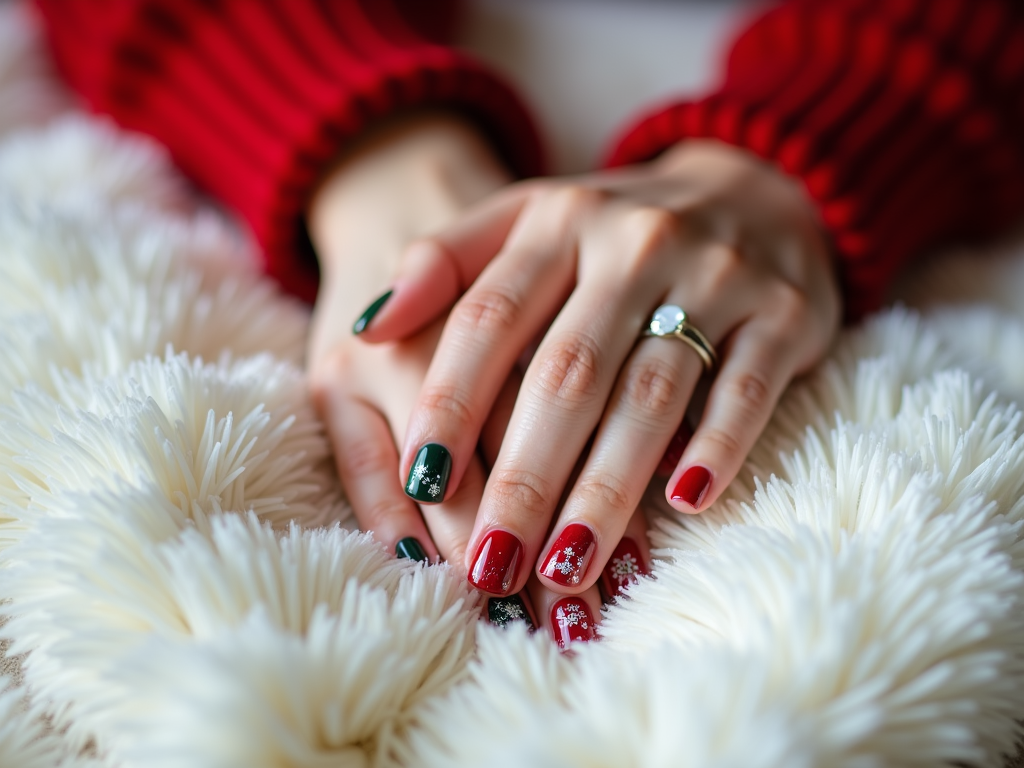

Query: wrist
[307,111,510,282]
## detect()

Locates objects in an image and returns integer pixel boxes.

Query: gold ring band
[643,304,718,371]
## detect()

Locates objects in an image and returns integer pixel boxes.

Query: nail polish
[656,420,693,476]
[395,537,428,562]
[540,523,596,587]
[352,289,393,334]
[468,529,523,595]
[599,537,648,598]
[487,595,534,630]
[550,597,596,649]
[405,443,452,503]
[671,465,712,509]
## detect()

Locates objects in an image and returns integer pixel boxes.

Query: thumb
[353,185,531,342]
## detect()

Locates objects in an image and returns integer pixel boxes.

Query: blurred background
[459,0,765,173]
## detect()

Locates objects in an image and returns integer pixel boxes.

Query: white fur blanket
[2,5,1023,767]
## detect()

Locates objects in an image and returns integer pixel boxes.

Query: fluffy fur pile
[1,5,1023,766]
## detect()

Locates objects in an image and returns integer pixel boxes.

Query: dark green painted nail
[395,537,428,562]
[488,595,534,629]
[405,443,452,503]
[352,289,393,334]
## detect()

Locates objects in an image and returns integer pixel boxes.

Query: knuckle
[487,468,553,520]
[621,206,679,273]
[698,426,744,459]
[621,358,683,421]
[628,206,679,243]
[337,436,394,479]
[547,184,603,214]
[533,334,603,408]
[418,385,476,431]
[359,496,411,530]
[576,473,633,514]
[452,287,523,338]
[724,370,774,418]
[515,178,550,198]
[702,243,746,292]
[771,282,811,326]
[308,347,351,402]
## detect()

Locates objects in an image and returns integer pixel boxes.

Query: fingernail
[352,289,393,334]
[599,537,647,598]
[468,529,523,595]
[671,465,712,509]
[540,523,596,587]
[395,537,428,562]
[550,597,596,649]
[487,595,534,629]
[405,443,452,503]
[656,420,693,476]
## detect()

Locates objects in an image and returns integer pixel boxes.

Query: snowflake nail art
[487,595,533,629]
[562,603,589,629]
[500,602,524,621]
[600,538,647,599]
[610,553,640,583]
[542,524,596,586]
[405,443,451,503]
[551,597,595,648]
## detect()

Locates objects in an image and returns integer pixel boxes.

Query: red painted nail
[550,597,596,648]
[656,420,693,476]
[540,523,597,587]
[468,530,523,595]
[671,465,712,509]
[599,537,648,598]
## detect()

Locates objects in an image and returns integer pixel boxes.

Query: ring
[643,304,718,371]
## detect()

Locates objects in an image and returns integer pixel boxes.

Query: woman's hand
[365,139,840,602]
[306,111,513,564]
[305,111,652,645]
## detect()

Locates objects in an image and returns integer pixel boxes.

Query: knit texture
[608,0,1024,319]
[34,0,543,303]
[33,0,1024,315]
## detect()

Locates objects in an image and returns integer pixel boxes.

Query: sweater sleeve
[34,0,543,303]
[606,0,1024,319]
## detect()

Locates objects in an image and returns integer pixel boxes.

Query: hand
[306,111,513,564]
[365,139,841,603]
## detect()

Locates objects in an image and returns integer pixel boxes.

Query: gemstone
[650,305,684,335]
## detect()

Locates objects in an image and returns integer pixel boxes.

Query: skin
[307,112,508,566]
[307,112,839,634]
[365,138,841,600]
[306,112,612,638]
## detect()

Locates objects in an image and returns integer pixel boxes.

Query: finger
[598,507,652,602]
[464,275,656,596]
[463,197,715,596]
[322,389,437,561]
[418,452,488,572]
[655,418,693,476]
[528,576,603,649]
[480,370,522,470]
[480,325,552,469]
[666,319,805,513]
[400,189,583,510]
[533,308,708,594]
[353,185,533,342]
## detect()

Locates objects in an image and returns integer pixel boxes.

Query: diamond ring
[643,304,718,371]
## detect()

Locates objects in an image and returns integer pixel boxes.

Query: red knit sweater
[35,0,1024,317]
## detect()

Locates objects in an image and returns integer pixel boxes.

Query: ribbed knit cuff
[606,0,1024,319]
[37,0,543,303]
